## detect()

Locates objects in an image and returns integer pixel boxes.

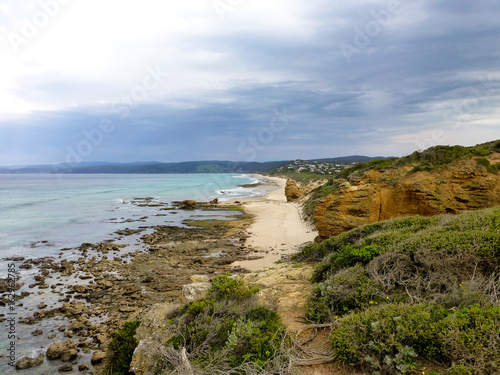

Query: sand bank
[230,176,317,272]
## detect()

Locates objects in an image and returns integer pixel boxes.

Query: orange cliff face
[313,155,500,239]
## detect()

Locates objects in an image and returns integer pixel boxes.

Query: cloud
[0,0,499,165]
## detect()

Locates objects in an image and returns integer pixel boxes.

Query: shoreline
[227,175,317,272]
[0,173,316,373]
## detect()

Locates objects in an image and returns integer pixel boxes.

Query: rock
[313,158,500,239]
[72,284,88,293]
[95,333,108,344]
[58,364,73,372]
[61,349,78,362]
[190,275,210,283]
[68,320,85,331]
[91,350,107,365]
[78,363,90,371]
[129,339,169,375]
[100,280,113,289]
[176,200,197,209]
[46,340,77,360]
[31,329,43,336]
[135,303,180,342]
[62,302,87,316]
[181,282,211,302]
[284,179,304,202]
[16,354,44,370]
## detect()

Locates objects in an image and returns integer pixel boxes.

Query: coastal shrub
[106,320,140,375]
[330,303,451,374]
[208,274,259,300]
[445,304,500,374]
[475,157,497,174]
[307,264,383,322]
[162,277,291,374]
[305,208,500,284]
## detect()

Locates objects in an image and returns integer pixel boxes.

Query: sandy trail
[230,176,317,272]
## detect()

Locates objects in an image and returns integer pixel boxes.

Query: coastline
[227,175,317,272]
[1,173,318,374]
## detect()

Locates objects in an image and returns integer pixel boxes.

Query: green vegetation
[272,170,329,183]
[340,141,500,179]
[303,178,340,217]
[159,275,291,374]
[106,320,140,375]
[295,207,500,374]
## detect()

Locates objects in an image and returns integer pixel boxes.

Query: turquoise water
[0,173,262,265]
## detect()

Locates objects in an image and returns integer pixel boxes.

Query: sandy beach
[230,176,317,272]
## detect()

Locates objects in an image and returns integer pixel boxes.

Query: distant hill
[0,156,383,174]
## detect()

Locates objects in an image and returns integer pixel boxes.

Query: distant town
[274,159,359,175]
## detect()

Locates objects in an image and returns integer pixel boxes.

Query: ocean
[0,173,265,266]
[0,173,271,374]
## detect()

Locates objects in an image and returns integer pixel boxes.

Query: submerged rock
[16,354,44,370]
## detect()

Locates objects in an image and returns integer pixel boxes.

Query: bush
[445,304,500,374]
[208,274,259,300]
[475,157,497,174]
[106,320,140,375]
[330,304,450,374]
[307,264,383,322]
[163,276,291,374]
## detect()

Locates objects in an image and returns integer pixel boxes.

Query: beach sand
[229,176,317,272]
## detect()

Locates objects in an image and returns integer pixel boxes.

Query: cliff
[313,152,500,239]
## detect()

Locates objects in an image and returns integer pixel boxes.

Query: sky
[0,0,499,165]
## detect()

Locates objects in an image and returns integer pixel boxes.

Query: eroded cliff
[313,153,500,239]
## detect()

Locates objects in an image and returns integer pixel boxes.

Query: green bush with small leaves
[106,320,140,375]
[307,264,383,322]
[330,304,451,374]
[208,274,259,300]
[163,276,290,374]
[444,304,500,374]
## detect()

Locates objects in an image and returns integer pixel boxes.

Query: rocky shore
[1,198,264,374]
[1,176,322,375]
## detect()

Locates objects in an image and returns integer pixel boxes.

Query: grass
[294,206,500,374]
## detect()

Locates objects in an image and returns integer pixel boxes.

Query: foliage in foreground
[296,207,500,374]
[106,320,140,375]
[331,303,500,375]
[160,275,292,374]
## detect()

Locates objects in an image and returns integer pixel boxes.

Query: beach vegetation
[295,206,500,374]
[158,275,292,374]
[105,320,140,375]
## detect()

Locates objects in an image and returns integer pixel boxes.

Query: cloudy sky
[0,0,499,165]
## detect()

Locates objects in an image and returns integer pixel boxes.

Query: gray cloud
[0,0,499,165]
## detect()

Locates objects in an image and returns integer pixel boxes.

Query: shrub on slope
[296,207,500,374]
